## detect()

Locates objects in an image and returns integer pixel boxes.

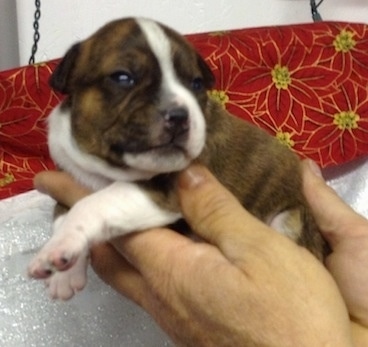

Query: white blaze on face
[123,18,206,173]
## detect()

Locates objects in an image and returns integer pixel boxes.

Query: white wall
[11,0,368,66]
[0,0,19,70]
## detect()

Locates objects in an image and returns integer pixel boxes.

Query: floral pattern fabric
[188,21,368,166]
[1,21,368,198]
[0,61,61,198]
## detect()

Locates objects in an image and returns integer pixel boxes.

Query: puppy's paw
[45,252,89,300]
[28,239,85,279]
[28,222,89,280]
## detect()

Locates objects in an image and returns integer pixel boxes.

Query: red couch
[1,21,368,199]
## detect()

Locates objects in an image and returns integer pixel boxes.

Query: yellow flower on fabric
[208,89,229,107]
[333,111,360,130]
[0,173,15,187]
[271,64,291,90]
[333,30,356,53]
[276,131,295,149]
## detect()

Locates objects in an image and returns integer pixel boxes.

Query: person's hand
[35,163,356,346]
[302,160,368,329]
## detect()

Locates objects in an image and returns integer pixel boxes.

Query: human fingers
[303,160,368,325]
[177,164,274,256]
[302,159,368,248]
[34,171,91,207]
[112,177,353,347]
[90,242,151,307]
[112,227,212,284]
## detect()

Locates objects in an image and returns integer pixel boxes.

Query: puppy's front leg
[28,181,181,279]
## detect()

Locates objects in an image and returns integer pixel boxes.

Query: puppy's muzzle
[109,106,190,159]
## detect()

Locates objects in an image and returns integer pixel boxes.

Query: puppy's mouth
[138,139,187,155]
[106,130,191,172]
[109,129,188,156]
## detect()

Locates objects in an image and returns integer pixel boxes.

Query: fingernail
[307,159,323,178]
[179,165,207,190]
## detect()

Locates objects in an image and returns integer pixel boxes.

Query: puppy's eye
[191,77,204,91]
[109,71,135,88]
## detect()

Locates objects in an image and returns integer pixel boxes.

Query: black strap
[310,0,324,22]
[29,0,41,65]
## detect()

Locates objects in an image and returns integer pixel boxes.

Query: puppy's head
[50,17,214,176]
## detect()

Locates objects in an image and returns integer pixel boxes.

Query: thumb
[177,164,271,251]
[302,159,367,248]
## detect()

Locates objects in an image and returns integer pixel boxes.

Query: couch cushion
[1,21,368,198]
[0,61,61,198]
[187,21,368,167]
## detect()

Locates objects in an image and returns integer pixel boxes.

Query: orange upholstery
[1,21,368,199]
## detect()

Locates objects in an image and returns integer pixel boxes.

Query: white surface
[324,157,368,216]
[0,0,18,70]
[0,191,173,347]
[15,0,368,65]
[1,156,368,346]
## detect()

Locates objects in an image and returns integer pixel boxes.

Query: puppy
[28,17,327,300]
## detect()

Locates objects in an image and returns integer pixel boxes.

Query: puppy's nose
[164,107,189,133]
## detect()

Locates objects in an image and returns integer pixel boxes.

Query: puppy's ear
[49,43,80,94]
[197,53,215,89]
